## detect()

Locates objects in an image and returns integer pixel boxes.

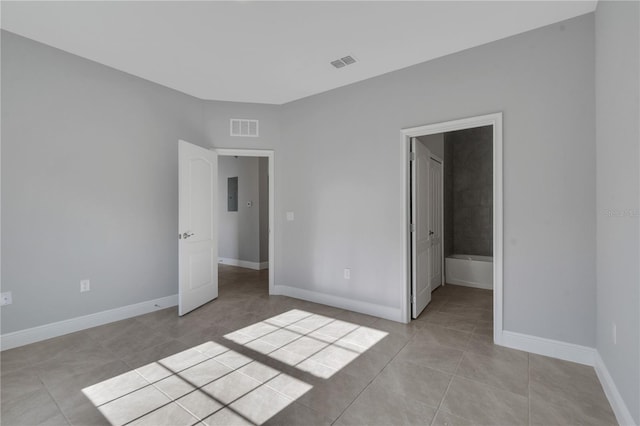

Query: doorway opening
[401,113,503,343]
[216,149,275,296]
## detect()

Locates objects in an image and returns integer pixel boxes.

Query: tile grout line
[446,370,529,402]
[429,334,468,426]
[329,329,415,425]
[528,353,531,426]
[38,374,73,426]
[442,325,533,425]
[120,341,177,370]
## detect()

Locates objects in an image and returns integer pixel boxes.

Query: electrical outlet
[286,211,294,221]
[80,280,91,293]
[612,322,617,345]
[1,292,13,306]
[344,268,351,280]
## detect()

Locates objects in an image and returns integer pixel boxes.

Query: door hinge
[409,152,416,161]
[410,224,415,232]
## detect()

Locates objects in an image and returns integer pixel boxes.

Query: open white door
[411,138,432,318]
[179,140,218,316]
[429,157,443,290]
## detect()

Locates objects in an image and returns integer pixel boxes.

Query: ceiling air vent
[230,119,259,137]
[341,56,356,65]
[331,59,346,69]
[330,55,357,69]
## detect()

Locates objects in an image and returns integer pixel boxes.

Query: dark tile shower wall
[444,126,493,257]
[444,141,454,257]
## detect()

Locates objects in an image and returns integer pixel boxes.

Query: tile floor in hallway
[1,265,617,426]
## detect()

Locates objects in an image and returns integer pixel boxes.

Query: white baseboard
[218,257,269,270]
[594,352,637,426]
[446,278,492,290]
[499,330,636,425]
[0,294,178,351]
[273,285,403,322]
[499,330,596,366]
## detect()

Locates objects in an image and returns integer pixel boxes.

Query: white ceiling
[1,1,597,105]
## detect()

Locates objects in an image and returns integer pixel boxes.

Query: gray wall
[279,14,596,345]
[444,140,454,257]
[595,1,640,423]
[217,156,263,264]
[1,31,204,333]
[447,126,493,256]
[0,30,281,333]
[2,13,600,352]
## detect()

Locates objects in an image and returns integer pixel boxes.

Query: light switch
[286,211,294,221]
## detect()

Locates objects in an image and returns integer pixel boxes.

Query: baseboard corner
[594,351,638,426]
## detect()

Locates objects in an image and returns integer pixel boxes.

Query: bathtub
[445,254,493,290]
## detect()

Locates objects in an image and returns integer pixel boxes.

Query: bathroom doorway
[401,113,503,343]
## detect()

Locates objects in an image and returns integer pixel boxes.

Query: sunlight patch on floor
[82,340,312,425]
[224,309,388,379]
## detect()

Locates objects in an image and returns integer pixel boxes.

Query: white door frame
[214,148,275,295]
[401,113,503,344]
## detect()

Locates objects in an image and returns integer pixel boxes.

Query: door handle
[180,232,195,239]
[429,230,434,236]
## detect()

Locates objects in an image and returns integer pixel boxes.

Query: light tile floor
[1,266,617,425]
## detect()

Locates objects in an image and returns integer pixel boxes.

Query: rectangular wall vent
[230,119,259,137]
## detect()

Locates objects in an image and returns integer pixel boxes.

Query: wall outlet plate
[1,292,13,306]
[344,268,351,280]
[80,280,91,293]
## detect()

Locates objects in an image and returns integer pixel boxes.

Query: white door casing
[429,156,444,291]
[179,140,218,316]
[401,112,502,345]
[411,138,432,318]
